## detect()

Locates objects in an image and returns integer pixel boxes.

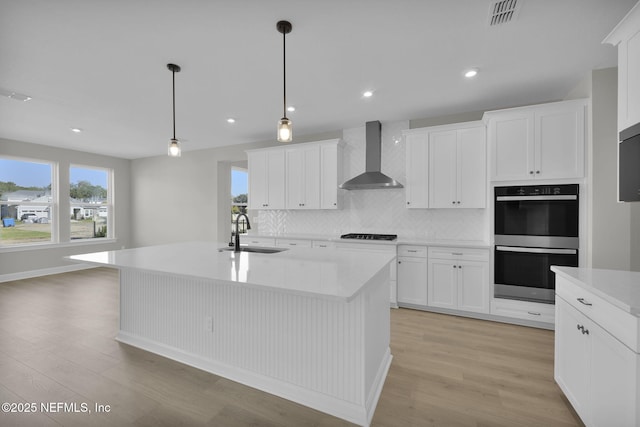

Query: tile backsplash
[255,120,489,241]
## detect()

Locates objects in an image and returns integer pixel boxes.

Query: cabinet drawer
[491,298,555,324]
[428,247,489,262]
[398,245,428,258]
[275,238,312,248]
[240,236,276,247]
[556,276,640,353]
[312,240,335,249]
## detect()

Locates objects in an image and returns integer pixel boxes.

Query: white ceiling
[0,0,636,159]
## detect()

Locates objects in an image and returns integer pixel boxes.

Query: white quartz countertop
[67,242,395,302]
[552,266,640,316]
[242,232,490,248]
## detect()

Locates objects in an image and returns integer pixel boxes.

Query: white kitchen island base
[86,244,394,427]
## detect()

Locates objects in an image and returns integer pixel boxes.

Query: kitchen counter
[551,266,640,316]
[68,242,393,426]
[68,241,395,302]
[242,232,490,248]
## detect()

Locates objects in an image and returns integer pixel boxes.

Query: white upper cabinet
[247,149,286,210]
[484,99,587,181]
[604,2,640,132]
[428,123,486,208]
[404,122,486,209]
[247,139,342,211]
[404,131,429,208]
[319,141,343,209]
[286,145,320,209]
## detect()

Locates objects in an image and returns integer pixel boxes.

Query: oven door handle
[496,195,577,201]
[496,246,577,255]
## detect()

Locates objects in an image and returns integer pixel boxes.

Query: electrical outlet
[205,316,213,332]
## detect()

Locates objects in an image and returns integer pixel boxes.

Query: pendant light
[276,20,292,143]
[167,63,182,157]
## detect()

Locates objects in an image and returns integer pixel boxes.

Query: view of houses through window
[70,165,110,240]
[231,167,248,239]
[0,158,53,246]
[0,158,113,247]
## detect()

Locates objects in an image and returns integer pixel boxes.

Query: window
[0,158,54,246]
[70,166,111,240]
[231,167,248,235]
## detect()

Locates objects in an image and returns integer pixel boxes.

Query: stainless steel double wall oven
[494,184,579,304]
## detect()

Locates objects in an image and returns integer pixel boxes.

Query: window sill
[0,238,118,253]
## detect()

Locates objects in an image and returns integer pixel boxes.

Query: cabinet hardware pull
[528,311,541,316]
[529,171,534,174]
[577,298,592,306]
[536,171,540,174]
[452,252,463,255]
[408,250,418,253]
[398,261,402,264]
[453,265,457,269]
[583,328,589,335]
[407,201,410,205]
[452,201,456,204]
[457,201,461,204]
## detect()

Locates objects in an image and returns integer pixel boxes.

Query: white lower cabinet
[397,245,428,306]
[490,298,555,324]
[555,276,640,427]
[427,247,490,314]
[275,238,312,248]
[239,236,276,247]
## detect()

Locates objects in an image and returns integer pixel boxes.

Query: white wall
[590,68,632,270]
[0,137,131,280]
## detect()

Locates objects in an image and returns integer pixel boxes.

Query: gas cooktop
[340,233,398,241]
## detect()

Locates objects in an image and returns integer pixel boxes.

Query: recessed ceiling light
[227,118,236,124]
[70,127,82,133]
[464,69,478,78]
[287,106,295,112]
[362,90,374,98]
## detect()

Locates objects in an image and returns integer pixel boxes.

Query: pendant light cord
[282,30,287,118]
[172,68,176,140]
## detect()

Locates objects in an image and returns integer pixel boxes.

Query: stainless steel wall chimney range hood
[339,121,403,190]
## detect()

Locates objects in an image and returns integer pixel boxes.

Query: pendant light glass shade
[167,63,181,157]
[276,21,292,143]
[168,138,181,157]
[277,117,292,143]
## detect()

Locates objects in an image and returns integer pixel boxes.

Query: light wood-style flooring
[0,268,583,426]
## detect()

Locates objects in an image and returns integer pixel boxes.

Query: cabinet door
[590,321,638,427]
[429,130,457,208]
[535,105,585,179]
[397,257,428,306]
[428,260,457,309]
[248,151,268,209]
[619,29,640,131]
[405,132,429,208]
[320,143,339,209]
[457,261,489,313]
[286,149,305,209]
[489,112,534,181]
[555,298,591,422]
[301,146,320,209]
[286,146,319,209]
[457,127,486,209]
[266,150,286,209]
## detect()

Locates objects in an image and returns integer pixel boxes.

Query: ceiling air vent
[488,0,520,26]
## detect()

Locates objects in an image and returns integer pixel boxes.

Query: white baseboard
[116,331,385,427]
[0,264,95,283]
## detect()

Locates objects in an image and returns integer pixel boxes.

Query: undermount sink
[219,246,287,254]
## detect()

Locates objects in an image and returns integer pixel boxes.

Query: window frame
[69,164,114,242]
[0,156,57,248]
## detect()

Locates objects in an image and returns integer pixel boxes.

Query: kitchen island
[68,241,395,427]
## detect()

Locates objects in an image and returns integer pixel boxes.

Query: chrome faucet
[234,213,251,252]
